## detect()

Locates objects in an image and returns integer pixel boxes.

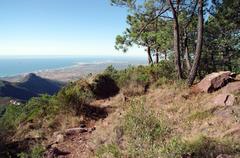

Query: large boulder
[212,81,240,106]
[195,71,234,93]
[221,81,240,94]
[213,93,236,106]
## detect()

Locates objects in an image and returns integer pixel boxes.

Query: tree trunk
[184,30,191,72]
[164,51,167,60]
[147,46,153,64]
[187,0,204,85]
[155,52,159,64]
[168,0,183,79]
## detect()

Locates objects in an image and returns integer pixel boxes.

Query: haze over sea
[0,55,146,78]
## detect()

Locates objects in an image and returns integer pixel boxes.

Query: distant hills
[0,73,64,101]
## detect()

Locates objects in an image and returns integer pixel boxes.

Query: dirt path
[45,98,118,158]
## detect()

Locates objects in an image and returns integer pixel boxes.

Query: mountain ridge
[0,73,64,101]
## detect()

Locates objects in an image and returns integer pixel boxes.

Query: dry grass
[144,82,240,143]
[121,82,146,97]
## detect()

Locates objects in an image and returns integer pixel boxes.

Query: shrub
[0,105,6,118]
[17,144,45,158]
[96,143,122,158]
[123,99,170,158]
[161,136,189,158]
[103,65,119,81]
[162,135,240,158]
[91,74,119,99]
[0,95,61,136]
[116,66,150,96]
[146,60,176,81]
[22,94,61,122]
[121,82,146,97]
[0,104,24,132]
[58,79,94,115]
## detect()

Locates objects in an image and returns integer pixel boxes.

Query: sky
[0,0,145,57]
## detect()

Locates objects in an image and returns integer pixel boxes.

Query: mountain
[0,80,36,101]
[16,73,64,96]
[0,73,64,101]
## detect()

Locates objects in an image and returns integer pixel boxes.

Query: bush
[96,143,122,158]
[22,95,61,122]
[0,104,24,132]
[91,74,119,99]
[18,144,45,158]
[121,82,146,97]
[162,135,240,158]
[123,99,170,158]
[102,62,176,96]
[103,65,119,81]
[58,79,94,115]
[0,95,61,136]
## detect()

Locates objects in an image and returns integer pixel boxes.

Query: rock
[213,93,236,106]
[196,71,233,93]
[216,154,233,158]
[65,127,88,135]
[221,81,240,94]
[56,134,64,143]
[236,74,240,80]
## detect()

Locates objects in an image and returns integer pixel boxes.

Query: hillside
[0,80,37,101]
[0,73,64,101]
[0,65,239,158]
[16,73,64,96]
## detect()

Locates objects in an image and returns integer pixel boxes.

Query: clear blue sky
[0,0,144,56]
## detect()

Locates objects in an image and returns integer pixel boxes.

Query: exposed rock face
[221,81,240,94]
[213,93,236,106]
[196,71,233,93]
[212,81,240,106]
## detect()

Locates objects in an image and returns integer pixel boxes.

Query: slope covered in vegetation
[0,62,239,158]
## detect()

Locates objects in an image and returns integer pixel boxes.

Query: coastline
[1,61,145,83]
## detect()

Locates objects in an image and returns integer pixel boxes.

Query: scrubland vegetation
[0,62,239,157]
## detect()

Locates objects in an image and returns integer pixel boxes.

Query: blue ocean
[0,55,146,77]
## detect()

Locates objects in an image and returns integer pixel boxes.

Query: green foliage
[0,105,6,118]
[123,99,170,158]
[91,73,119,99]
[96,143,122,158]
[146,60,176,81]
[0,104,24,132]
[23,95,60,122]
[187,109,214,121]
[101,62,175,96]
[162,135,240,158]
[58,79,94,115]
[17,144,45,158]
[201,0,240,75]
[161,136,189,158]
[0,95,61,134]
[103,65,120,81]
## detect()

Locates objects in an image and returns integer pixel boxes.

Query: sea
[0,55,146,78]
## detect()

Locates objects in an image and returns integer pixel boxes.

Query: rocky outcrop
[221,81,240,94]
[212,81,240,106]
[195,71,234,93]
[213,93,236,106]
